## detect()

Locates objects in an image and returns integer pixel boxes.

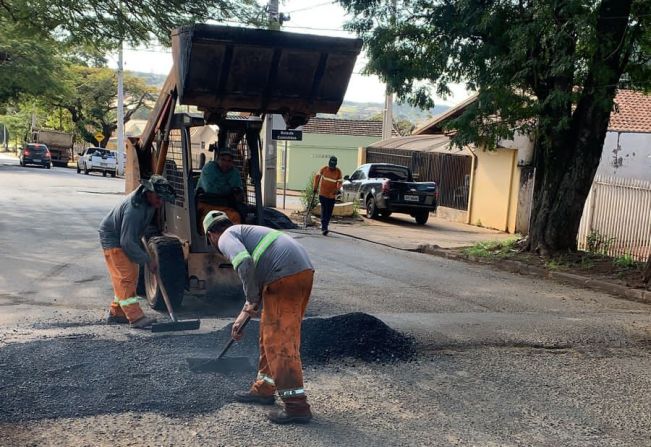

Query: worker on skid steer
[98,175,176,329]
[203,211,314,424]
[196,147,245,227]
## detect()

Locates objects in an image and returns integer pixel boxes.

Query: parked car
[77,147,117,177]
[19,143,52,169]
[341,163,438,225]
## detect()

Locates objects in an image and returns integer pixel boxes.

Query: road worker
[196,147,244,228]
[313,155,342,235]
[203,211,314,424]
[98,175,176,328]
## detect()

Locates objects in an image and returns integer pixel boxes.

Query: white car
[77,147,117,177]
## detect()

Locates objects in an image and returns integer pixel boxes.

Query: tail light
[382,180,390,194]
[23,149,30,156]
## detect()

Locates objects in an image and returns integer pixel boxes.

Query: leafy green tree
[340,0,650,255]
[0,1,262,105]
[48,66,157,147]
[0,0,263,50]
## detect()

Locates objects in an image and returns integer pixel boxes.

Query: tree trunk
[527,0,634,255]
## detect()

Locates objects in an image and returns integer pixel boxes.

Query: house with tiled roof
[598,90,651,180]
[276,117,393,190]
[390,89,651,234]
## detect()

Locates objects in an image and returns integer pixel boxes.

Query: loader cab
[159,113,263,256]
[145,112,264,299]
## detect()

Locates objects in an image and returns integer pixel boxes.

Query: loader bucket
[171,24,362,127]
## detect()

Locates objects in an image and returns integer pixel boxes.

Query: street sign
[94,132,105,142]
[271,115,303,141]
[272,129,303,141]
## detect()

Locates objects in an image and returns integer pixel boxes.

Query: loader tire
[144,236,186,311]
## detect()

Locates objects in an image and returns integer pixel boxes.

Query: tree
[0,0,263,50]
[0,1,262,106]
[0,22,68,104]
[340,0,650,255]
[48,66,157,147]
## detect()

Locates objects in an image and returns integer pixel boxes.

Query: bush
[613,253,637,269]
[300,172,318,212]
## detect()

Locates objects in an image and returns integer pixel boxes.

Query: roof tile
[609,90,651,133]
[303,117,396,137]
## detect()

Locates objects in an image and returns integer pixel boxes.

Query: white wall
[597,131,651,181]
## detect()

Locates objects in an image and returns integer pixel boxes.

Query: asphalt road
[1,158,650,446]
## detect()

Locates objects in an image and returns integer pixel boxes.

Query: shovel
[186,315,253,373]
[150,270,201,333]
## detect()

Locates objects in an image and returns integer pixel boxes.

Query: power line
[287,1,334,14]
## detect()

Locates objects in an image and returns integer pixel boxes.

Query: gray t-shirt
[217,225,314,305]
[98,186,154,265]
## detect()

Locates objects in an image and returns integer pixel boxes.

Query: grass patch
[463,236,520,258]
[613,253,637,269]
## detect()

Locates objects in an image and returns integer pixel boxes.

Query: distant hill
[319,101,449,126]
[129,71,449,126]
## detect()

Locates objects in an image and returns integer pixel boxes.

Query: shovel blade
[151,319,201,333]
[187,357,253,374]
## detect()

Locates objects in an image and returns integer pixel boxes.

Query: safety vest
[231,230,282,269]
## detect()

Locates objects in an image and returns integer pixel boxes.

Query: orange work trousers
[103,248,145,323]
[197,202,241,234]
[250,269,314,403]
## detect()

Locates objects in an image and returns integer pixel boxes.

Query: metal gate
[366,148,472,210]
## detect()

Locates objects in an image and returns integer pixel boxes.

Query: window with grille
[165,130,185,208]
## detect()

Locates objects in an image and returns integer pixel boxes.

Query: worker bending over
[98,175,176,328]
[203,211,314,424]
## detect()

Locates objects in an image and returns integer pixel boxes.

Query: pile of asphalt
[0,313,412,422]
[223,312,416,364]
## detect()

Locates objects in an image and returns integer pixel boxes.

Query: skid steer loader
[127,24,361,310]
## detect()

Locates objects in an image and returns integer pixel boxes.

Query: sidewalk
[330,213,512,250]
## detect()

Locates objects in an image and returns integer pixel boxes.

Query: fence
[577,175,651,261]
[365,148,472,210]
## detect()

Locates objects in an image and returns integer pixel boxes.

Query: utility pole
[116,0,125,176]
[263,0,284,207]
[116,41,125,176]
[381,0,397,141]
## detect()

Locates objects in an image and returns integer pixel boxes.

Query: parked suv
[77,147,117,177]
[19,143,52,169]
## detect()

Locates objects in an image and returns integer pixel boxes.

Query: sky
[107,0,471,106]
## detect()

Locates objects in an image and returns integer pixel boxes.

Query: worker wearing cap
[196,147,244,227]
[313,156,342,235]
[203,211,314,424]
[98,175,176,328]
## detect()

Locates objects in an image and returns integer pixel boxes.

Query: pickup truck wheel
[144,236,186,311]
[84,164,89,175]
[379,211,392,218]
[366,196,379,219]
[102,171,107,177]
[415,211,430,225]
[76,165,81,173]
[110,171,116,178]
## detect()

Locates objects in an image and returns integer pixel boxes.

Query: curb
[418,244,651,305]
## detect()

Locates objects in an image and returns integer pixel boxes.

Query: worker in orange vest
[313,156,342,236]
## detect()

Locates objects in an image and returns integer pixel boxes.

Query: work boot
[130,316,156,329]
[105,311,129,325]
[268,397,312,424]
[234,391,275,405]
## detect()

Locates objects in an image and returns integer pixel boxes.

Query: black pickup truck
[341,163,438,225]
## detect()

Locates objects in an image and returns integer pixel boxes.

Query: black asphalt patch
[0,313,414,422]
